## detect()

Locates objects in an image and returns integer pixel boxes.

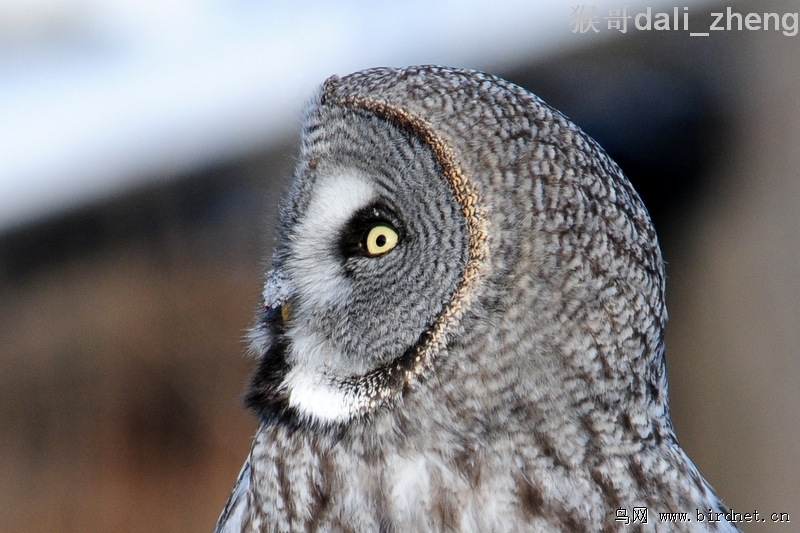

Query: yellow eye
[280,302,291,323]
[364,224,399,256]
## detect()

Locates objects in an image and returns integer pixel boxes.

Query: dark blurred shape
[122,364,206,472]
[0,144,294,532]
[0,157,276,282]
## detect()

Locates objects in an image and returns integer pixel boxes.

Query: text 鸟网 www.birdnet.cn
[614,507,791,525]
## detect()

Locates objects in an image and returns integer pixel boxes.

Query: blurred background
[1,0,798,531]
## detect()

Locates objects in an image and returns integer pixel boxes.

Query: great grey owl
[215,66,738,532]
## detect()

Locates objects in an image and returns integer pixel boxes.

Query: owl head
[245,66,667,435]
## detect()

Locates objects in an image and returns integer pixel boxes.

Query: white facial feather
[280,171,377,424]
[287,171,375,309]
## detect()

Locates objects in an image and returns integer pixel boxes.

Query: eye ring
[363,224,399,257]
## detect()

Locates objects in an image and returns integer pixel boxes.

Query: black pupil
[375,234,387,247]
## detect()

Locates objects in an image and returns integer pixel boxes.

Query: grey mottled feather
[215,66,739,532]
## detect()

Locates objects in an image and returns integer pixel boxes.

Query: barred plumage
[215,66,738,532]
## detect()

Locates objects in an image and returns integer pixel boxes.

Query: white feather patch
[281,365,361,424]
[276,171,379,425]
[288,172,375,312]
